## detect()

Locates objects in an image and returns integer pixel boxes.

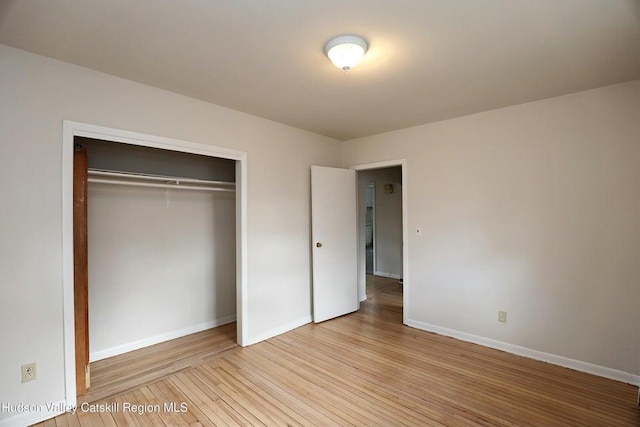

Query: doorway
[352,160,408,324]
[365,182,375,275]
[75,137,239,399]
[62,121,248,407]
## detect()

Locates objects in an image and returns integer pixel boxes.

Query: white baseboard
[90,315,237,362]
[245,315,312,346]
[406,319,640,386]
[374,271,401,280]
[0,399,69,427]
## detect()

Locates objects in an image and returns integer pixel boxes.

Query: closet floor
[78,322,238,404]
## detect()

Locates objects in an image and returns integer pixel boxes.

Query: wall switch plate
[415,227,422,236]
[21,363,36,383]
[498,311,507,323]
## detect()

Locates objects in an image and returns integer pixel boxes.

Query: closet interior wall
[76,137,237,362]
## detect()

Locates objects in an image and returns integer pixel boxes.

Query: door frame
[351,159,408,324]
[61,120,248,407]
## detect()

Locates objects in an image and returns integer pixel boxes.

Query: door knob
[316,242,323,248]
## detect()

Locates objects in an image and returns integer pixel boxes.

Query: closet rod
[87,178,235,192]
[87,169,236,187]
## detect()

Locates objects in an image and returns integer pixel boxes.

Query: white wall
[372,169,403,279]
[88,184,236,360]
[0,40,637,425]
[0,44,338,423]
[358,168,403,298]
[343,81,640,378]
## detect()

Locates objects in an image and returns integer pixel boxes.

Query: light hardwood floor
[37,275,639,426]
[78,322,240,405]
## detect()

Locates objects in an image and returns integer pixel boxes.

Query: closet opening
[70,132,243,403]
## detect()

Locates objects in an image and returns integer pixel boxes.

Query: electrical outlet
[498,311,507,323]
[21,363,36,383]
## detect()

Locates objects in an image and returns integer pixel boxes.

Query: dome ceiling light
[324,35,368,71]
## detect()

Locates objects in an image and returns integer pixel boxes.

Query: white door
[311,166,358,323]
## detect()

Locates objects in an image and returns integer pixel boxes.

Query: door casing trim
[350,159,408,324]
[61,120,249,408]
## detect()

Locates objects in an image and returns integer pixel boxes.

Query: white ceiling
[0,0,638,141]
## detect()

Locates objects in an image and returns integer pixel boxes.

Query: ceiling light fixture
[325,35,368,71]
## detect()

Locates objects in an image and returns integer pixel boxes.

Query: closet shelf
[87,169,235,192]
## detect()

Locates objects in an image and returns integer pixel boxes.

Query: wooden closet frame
[61,120,248,406]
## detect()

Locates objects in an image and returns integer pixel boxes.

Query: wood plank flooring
[79,322,239,404]
[37,275,639,426]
